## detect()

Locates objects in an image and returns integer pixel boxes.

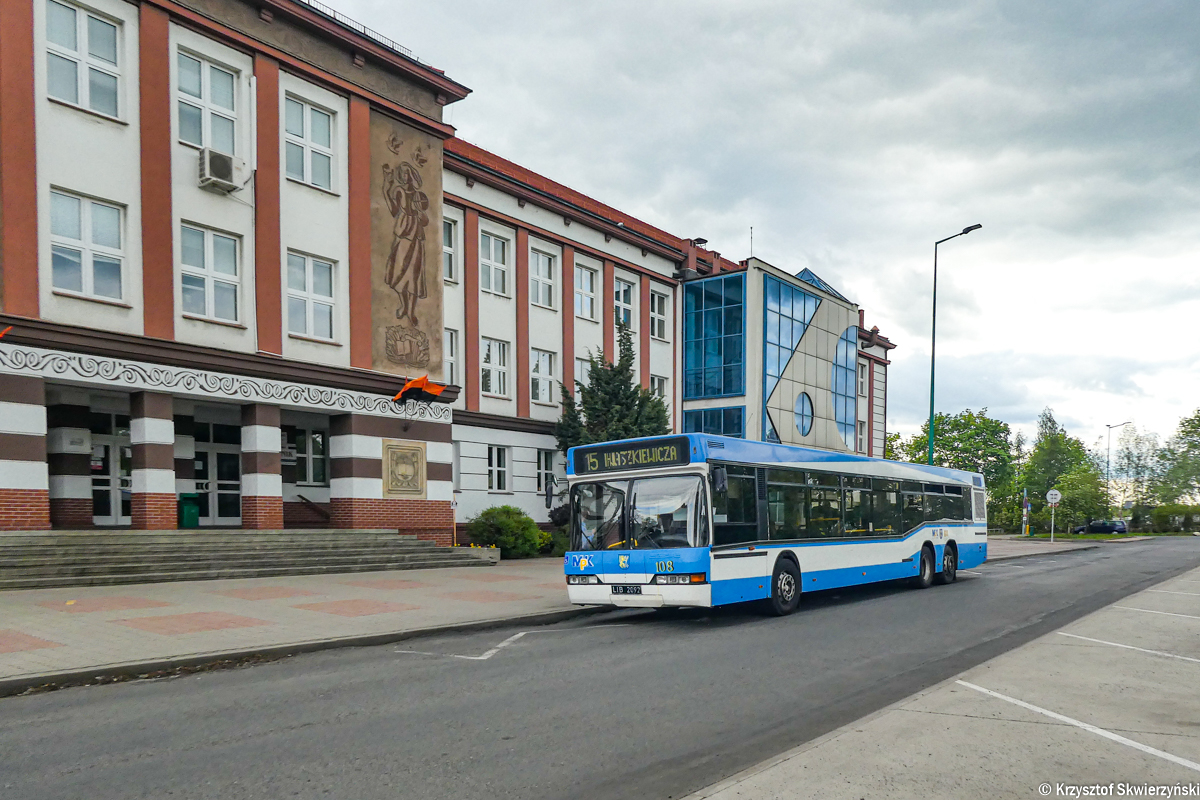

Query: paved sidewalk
[0,559,575,693]
[689,564,1200,800]
[986,537,1097,560]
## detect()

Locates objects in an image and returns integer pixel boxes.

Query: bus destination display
[574,437,691,475]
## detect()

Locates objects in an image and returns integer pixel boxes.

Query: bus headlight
[654,574,706,585]
[567,575,600,585]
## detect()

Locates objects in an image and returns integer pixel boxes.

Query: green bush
[466,505,541,559]
[549,528,570,557]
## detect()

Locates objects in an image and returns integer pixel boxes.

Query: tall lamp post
[927,224,982,465]
[1106,421,1131,518]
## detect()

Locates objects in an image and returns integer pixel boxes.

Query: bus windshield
[571,475,707,551]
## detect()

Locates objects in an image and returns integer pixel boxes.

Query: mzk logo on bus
[569,554,595,570]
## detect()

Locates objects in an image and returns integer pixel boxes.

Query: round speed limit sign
[1046,489,1062,505]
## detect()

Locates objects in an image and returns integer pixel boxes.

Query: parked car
[1071,520,1128,534]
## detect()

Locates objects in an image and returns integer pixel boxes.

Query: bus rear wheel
[768,559,802,616]
[935,544,957,585]
[911,547,934,589]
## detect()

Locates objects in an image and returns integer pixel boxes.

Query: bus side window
[808,488,842,538]
[713,466,758,546]
[767,483,806,540]
[844,489,869,536]
[901,492,924,533]
[870,489,900,535]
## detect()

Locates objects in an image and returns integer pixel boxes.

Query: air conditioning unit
[198,148,248,193]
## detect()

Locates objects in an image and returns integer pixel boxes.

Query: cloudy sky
[343,0,1200,448]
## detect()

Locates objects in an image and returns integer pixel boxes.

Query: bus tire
[934,543,958,585]
[911,546,934,589]
[768,558,802,616]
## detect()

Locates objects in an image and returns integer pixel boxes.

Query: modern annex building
[0,0,894,536]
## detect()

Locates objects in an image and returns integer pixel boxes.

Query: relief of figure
[381,160,429,327]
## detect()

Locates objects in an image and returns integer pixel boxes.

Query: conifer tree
[555,323,670,454]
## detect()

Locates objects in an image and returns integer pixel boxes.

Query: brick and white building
[0,0,896,536]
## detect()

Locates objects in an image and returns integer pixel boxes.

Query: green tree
[883,431,903,461]
[1047,461,1106,531]
[1020,408,1095,525]
[1112,424,1160,509]
[896,408,1014,489]
[1154,409,1200,503]
[555,323,670,454]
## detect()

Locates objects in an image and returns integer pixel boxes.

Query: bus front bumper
[567,582,712,608]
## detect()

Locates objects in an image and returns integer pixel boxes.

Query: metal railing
[289,0,418,62]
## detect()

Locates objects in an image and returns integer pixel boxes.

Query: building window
[487,445,508,491]
[287,428,328,486]
[45,0,120,118]
[480,232,509,295]
[49,190,123,300]
[286,251,334,340]
[176,51,237,154]
[858,420,867,453]
[537,450,555,492]
[832,326,859,448]
[531,349,556,404]
[575,357,591,389]
[859,363,868,396]
[650,291,669,340]
[574,265,597,320]
[650,375,668,402]
[683,407,745,438]
[531,250,555,308]
[614,278,635,329]
[284,96,333,191]
[443,328,458,386]
[442,219,457,282]
[794,392,813,436]
[180,224,240,322]
[763,274,821,442]
[481,338,509,397]
[683,274,745,400]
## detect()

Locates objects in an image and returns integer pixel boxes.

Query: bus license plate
[611,585,642,595]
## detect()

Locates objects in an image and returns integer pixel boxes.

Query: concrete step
[0,556,492,590]
[0,550,488,579]
[0,541,444,559]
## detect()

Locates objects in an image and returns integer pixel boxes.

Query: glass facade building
[763,274,820,442]
[684,274,745,400]
[683,407,745,438]
[832,326,858,447]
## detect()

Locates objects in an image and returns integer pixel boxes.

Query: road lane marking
[956,680,1200,773]
[1148,589,1200,597]
[1056,632,1200,664]
[395,624,632,661]
[1114,606,1200,621]
[961,570,984,575]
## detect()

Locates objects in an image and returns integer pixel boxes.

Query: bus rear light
[567,575,600,585]
[654,574,707,585]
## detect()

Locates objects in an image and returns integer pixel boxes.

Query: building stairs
[0,529,494,590]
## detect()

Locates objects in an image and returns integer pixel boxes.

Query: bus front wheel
[768,559,802,616]
[911,547,934,589]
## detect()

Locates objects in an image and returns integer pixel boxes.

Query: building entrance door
[194,446,241,526]
[91,438,132,526]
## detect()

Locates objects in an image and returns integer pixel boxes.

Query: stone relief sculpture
[382,439,426,498]
[381,134,431,368]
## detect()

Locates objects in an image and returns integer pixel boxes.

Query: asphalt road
[3,539,1199,800]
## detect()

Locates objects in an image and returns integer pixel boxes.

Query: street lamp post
[1106,421,1132,518]
[927,224,982,465]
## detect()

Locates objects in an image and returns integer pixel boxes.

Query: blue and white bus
[562,434,987,615]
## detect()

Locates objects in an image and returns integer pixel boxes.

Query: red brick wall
[242,496,284,530]
[0,489,51,531]
[330,498,454,546]
[131,494,177,530]
[283,500,331,528]
[49,498,93,528]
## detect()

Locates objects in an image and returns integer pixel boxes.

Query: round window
[794,392,813,436]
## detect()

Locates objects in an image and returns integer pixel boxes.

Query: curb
[0,604,609,698]
[986,543,1098,563]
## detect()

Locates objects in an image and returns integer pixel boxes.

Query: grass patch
[1027,531,1197,541]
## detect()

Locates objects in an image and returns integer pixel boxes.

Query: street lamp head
[962,224,982,235]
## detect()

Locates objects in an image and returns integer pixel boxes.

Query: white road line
[1115,606,1200,621]
[956,680,1200,774]
[395,624,633,661]
[961,570,984,576]
[1056,632,1200,664]
[1148,589,1200,597]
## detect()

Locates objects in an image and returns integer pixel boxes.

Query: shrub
[548,504,571,529]
[549,528,570,557]
[466,506,541,559]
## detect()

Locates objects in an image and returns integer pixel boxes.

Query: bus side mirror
[712,466,728,494]
[545,476,556,509]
